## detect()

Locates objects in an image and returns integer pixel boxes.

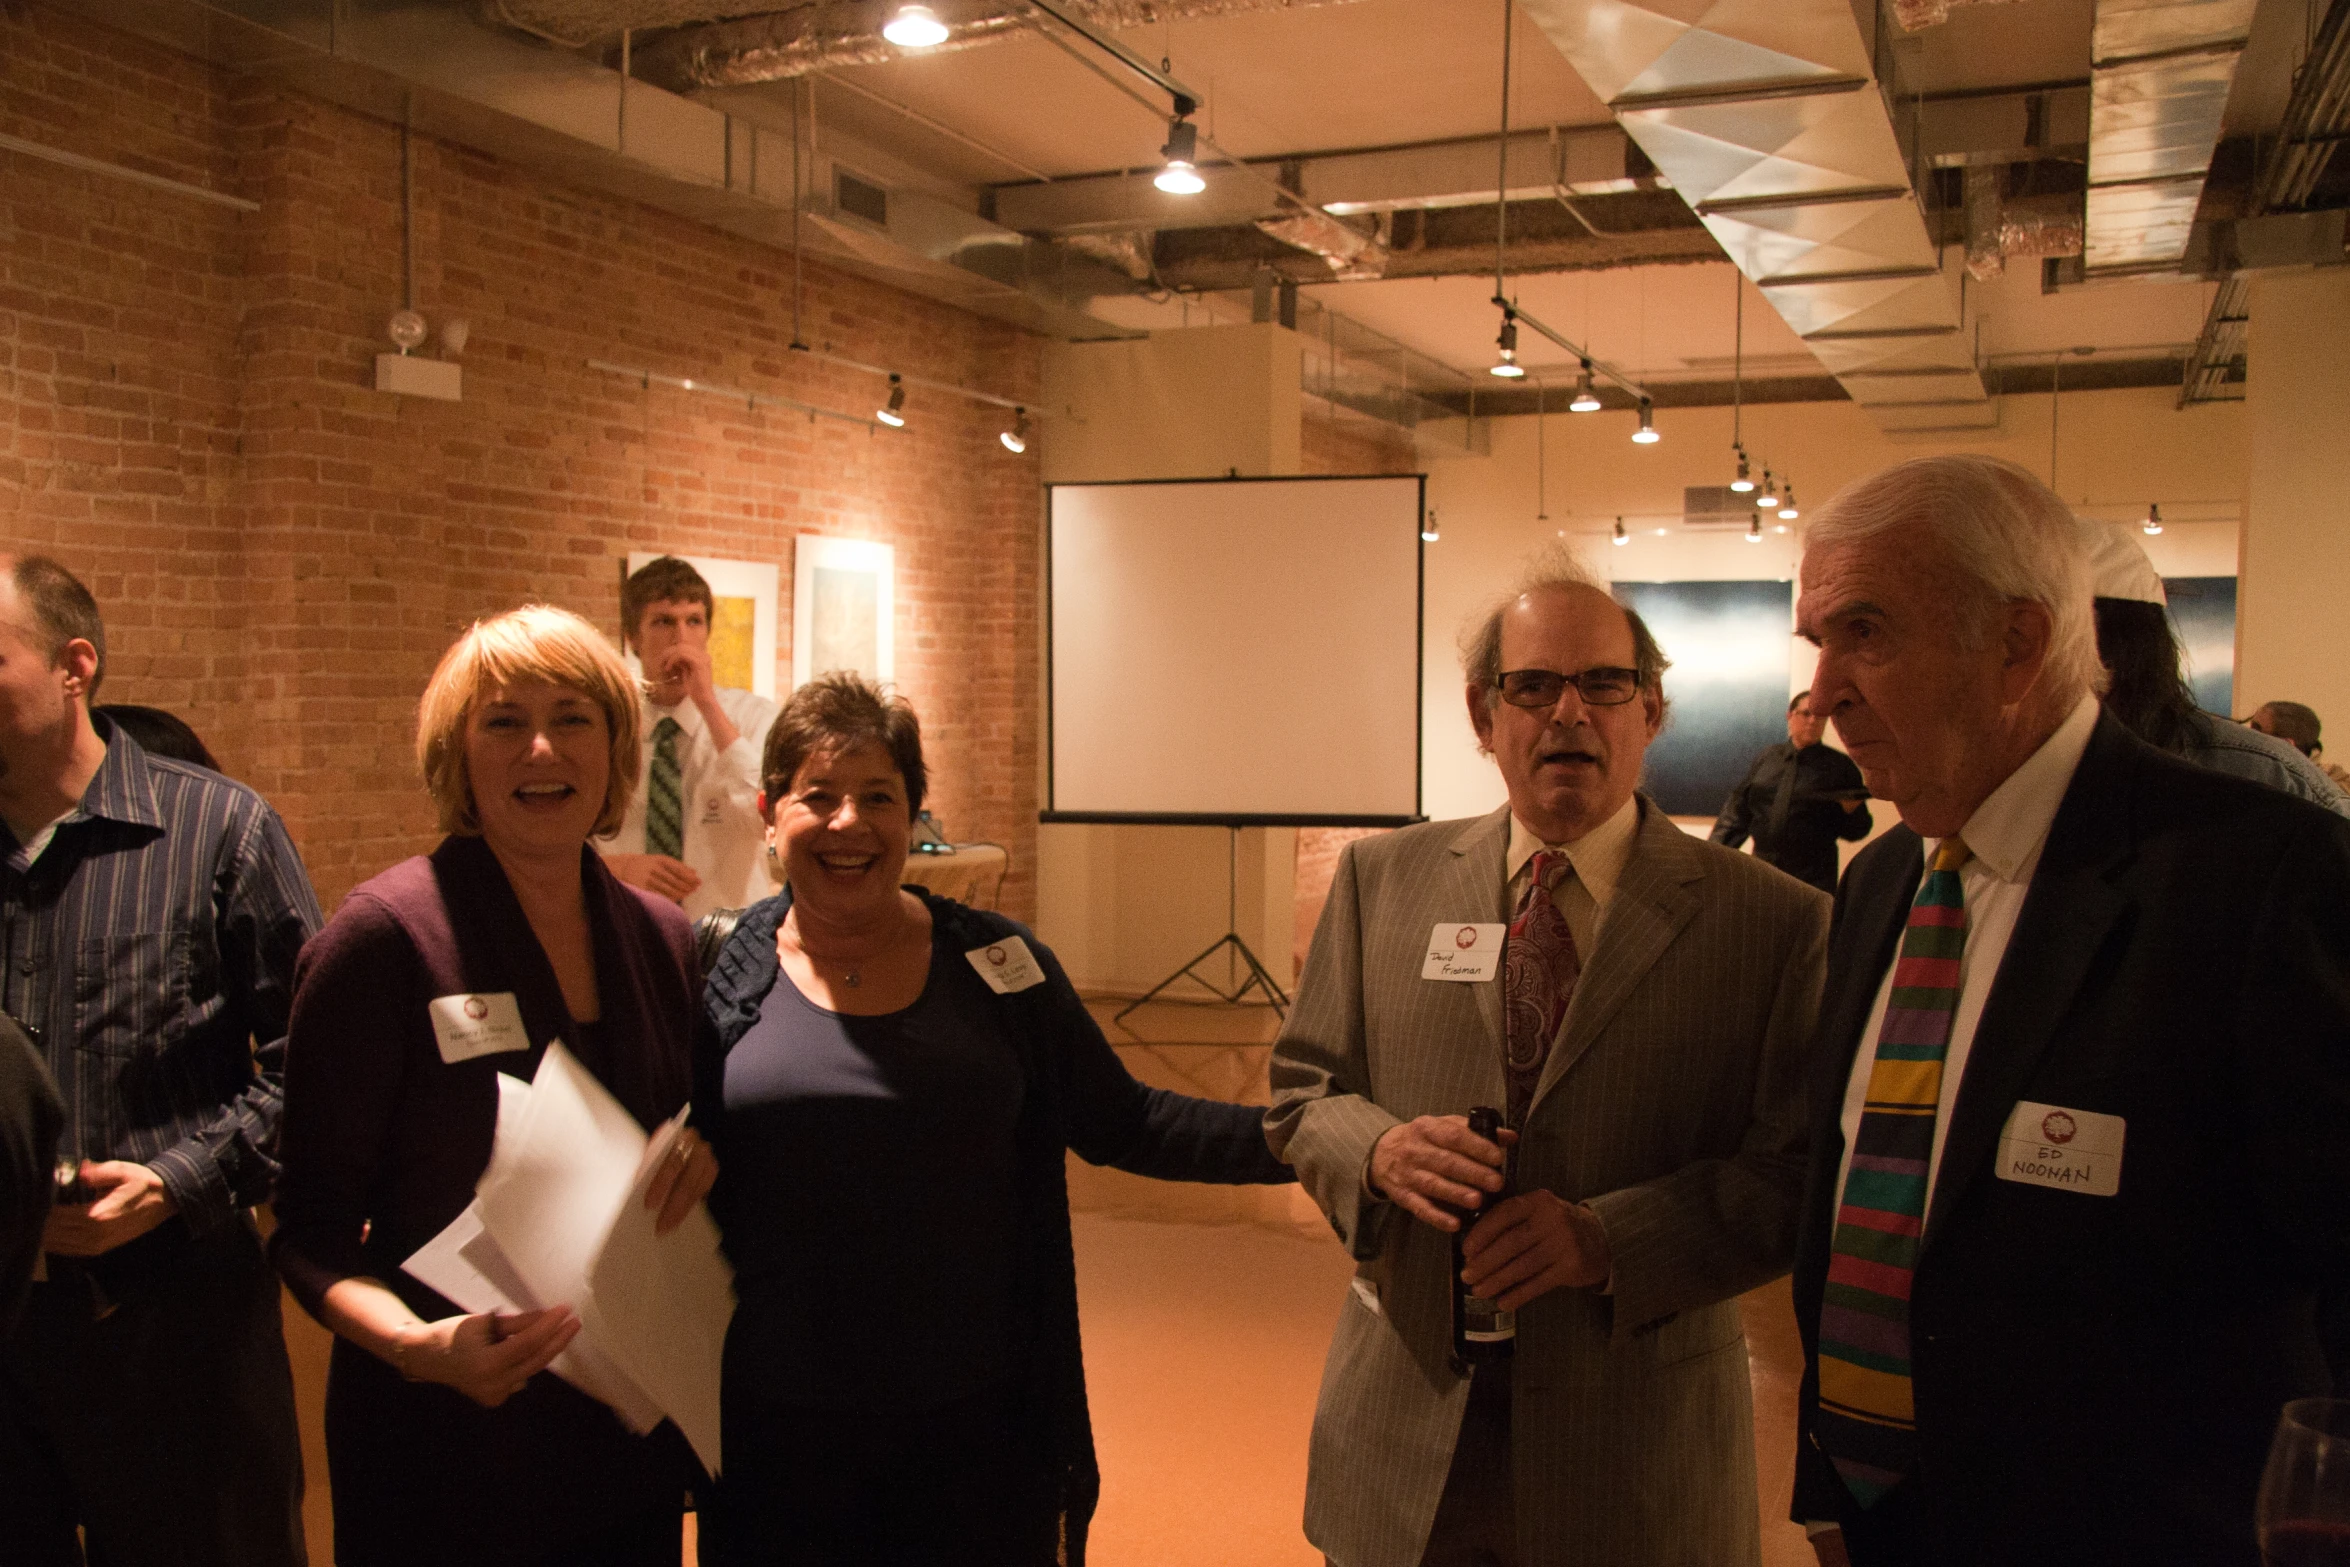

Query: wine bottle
[1451,1105,1515,1365]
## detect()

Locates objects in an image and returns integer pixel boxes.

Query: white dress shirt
[597,685,782,923]
[1503,794,1642,952]
[1831,694,2102,1225]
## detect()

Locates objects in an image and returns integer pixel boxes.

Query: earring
[765,840,784,883]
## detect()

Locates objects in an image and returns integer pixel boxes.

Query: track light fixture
[1730,446,1753,493]
[881,3,950,47]
[1745,515,1763,543]
[1569,361,1601,412]
[1421,509,1440,543]
[2143,503,2163,536]
[1612,517,1628,547]
[1489,312,1525,379]
[1631,398,1659,444]
[1000,407,1029,453]
[877,374,906,427]
[1758,467,1779,508]
[1778,486,1799,521]
[1154,117,1206,195]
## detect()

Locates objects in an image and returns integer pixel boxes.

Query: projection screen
[1045,474,1424,826]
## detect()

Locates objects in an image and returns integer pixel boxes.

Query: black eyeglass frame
[1492,666,1644,709]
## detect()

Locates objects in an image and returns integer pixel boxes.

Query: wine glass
[2258,1398,2350,1566]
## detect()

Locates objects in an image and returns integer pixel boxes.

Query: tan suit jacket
[1267,801,1829,1567]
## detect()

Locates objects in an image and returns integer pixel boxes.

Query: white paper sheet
[400,1049,723,1443]
[580,1112,735,1475]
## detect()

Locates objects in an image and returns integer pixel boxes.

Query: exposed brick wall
[3,2,1042,916]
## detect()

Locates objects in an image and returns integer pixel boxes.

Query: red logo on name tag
[463,996,489,1021]
[986,945,1007,966]
[1455,926,1478,949]
[2041,1111,2077,1144]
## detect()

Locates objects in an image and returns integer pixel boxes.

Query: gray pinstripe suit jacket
[1267,800,1829,1567]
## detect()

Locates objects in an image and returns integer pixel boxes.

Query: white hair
[1805,454,2105,702]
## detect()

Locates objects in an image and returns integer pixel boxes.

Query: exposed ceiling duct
[2083,0,2258,273]
[1522,0,1995,431]
[600,0,1364,89]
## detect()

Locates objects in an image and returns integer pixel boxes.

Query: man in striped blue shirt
[0,556,320,1567]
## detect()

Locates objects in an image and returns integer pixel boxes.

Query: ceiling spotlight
[1421,510,1440,543]
[1745,515,1764,543]
[877,374,906,428]
[1569,361,1601,412]
[1155,117,1206,196]
[1778,486,1799,520]
[1000,407,1029,454]
[1759,467,1780,508]
[2143,502,2163,536]
[1611,517,1628,547]
[882,3,950,47]
[1489,315,1525,379]
[1729,447,1753,493]
[1631,398,1659,444]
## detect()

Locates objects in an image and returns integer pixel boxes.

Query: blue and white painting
[1612,580,1794,817]
[2164,575,2236,716]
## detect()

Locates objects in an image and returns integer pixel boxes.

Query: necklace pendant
[846,971,861,988]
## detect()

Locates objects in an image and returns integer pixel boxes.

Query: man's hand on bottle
[1459,1189,1611,1307]
[1366,1116,1507,1232]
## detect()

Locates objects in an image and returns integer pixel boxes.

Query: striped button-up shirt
[0,718,321,1233]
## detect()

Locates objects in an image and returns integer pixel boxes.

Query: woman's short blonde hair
[416,604,642,838]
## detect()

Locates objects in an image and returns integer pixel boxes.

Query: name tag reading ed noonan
[1422,923,1507,983]
[967,936,1047,995]
[1995,1100,2125,1197]
[427,992,530,1065]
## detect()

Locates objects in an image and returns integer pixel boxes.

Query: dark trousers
[0,1218,305,1567]
[1830,1480,1931,1567]
[1420,1365,1514,1567]
[709,1381,1059,1567]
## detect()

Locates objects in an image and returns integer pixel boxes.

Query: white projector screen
[1046,475,1424,825]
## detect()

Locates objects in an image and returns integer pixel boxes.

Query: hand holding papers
[404,1044,734,1474]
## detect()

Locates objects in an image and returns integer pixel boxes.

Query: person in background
[1789,456,2350,1567]
[1269,548,1829,1567]
[0,1017,61,1335]
[271,604,715,1567]
[696,673,1291,1567]
[94,702,222,772]
[2249,700,2350,793]
[601,557,782,923]
[1711,689,1874,892]
[0,555,319,1567]
[2081,528,2349,816]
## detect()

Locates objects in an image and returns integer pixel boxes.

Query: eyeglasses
[1494,667,1642,709]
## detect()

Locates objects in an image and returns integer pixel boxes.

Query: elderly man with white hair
[1787,455,2350,1567]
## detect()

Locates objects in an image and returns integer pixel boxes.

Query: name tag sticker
[1996,1100,2125,1197]
[427,992,530,1065]
[1422,923,1507,982]
[966,936,1046,995]
[700,794,724,825]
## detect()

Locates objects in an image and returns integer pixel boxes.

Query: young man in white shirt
[601,557,782,923]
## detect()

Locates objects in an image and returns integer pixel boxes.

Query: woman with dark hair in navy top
[696,673,1292,1567]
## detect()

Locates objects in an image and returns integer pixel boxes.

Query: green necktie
[646,716,684,859]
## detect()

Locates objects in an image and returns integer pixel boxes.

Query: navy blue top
[717,929,1024,1410]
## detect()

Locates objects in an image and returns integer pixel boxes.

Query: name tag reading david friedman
[1996,1101,2125,1197]
[967,936,1047,995]
[1422,923,1507,982]
[427,992,530,1065]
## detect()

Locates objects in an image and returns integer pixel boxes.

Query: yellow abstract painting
[709,594,756,691]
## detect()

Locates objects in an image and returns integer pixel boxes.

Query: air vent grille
[834,168,888,229]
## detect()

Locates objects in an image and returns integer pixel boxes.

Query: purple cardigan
[271,834,696,1321]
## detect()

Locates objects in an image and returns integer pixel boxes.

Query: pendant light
[1000,407,1029,453]
[1777,484,1799,521]
[1154,117,1205,196]
[876,374,906,427]
[1612,517,1628,547]
[1631,398,1659,444]
[1727,275,1753,491]
[1758,467,1779,508]
[1489,312,1525,378]
[2143,503,2163,536]
[1569,360,1601,412]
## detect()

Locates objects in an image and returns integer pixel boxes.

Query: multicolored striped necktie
[1815,836,1970,1507]
[646,716,684,860]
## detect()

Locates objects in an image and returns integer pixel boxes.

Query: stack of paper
[404,1043,734,1474]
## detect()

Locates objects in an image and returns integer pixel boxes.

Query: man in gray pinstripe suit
[1269,551,1830,1567]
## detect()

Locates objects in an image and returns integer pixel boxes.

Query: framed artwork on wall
[2164,575,2237,715]
[792,534,895,690]
[622,552,781,699]
[1610,579,1795,818]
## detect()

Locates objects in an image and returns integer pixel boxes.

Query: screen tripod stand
[1115,824,1291,1026]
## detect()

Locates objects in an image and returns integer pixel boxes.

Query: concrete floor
[276,995,1816,1565]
